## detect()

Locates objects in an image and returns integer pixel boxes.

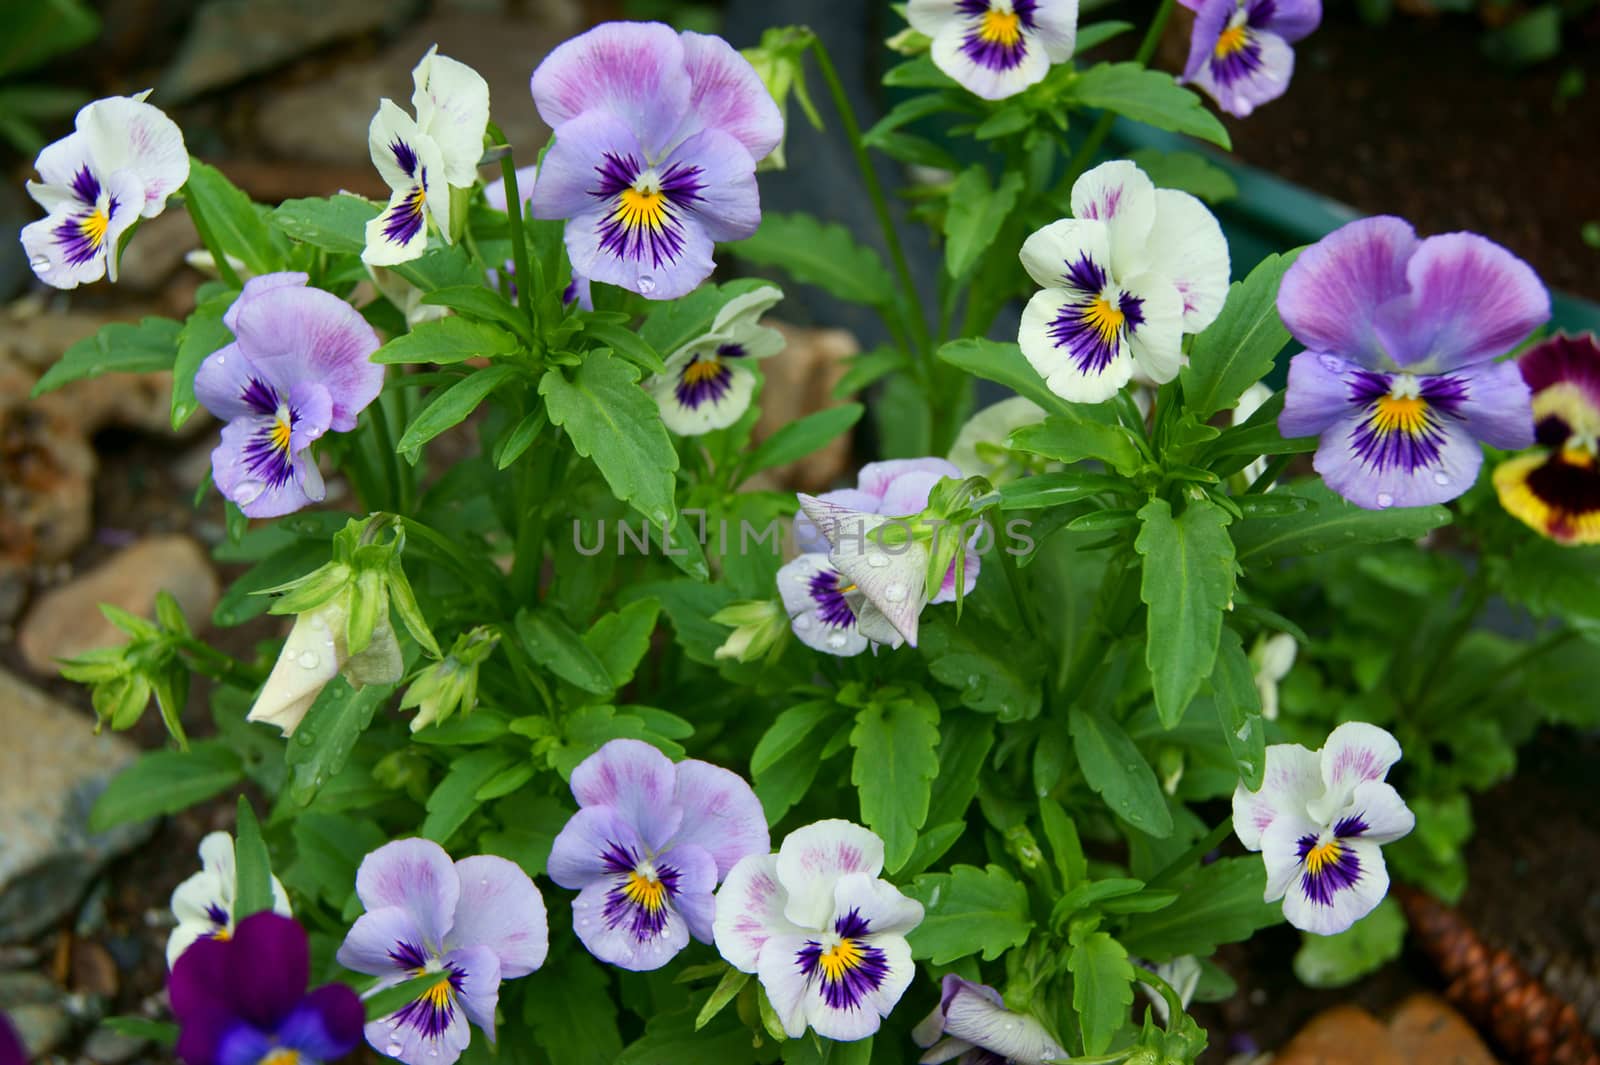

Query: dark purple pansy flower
[1178,0,1321,117]
[170,912,364,1065]
[1277,216,1548,509]
[0,1011,25,1065]
[907,0,1079,100]
[193,272,384,518]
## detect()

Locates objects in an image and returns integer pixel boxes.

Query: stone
[1388,993,1499,1065]
[7,1001,72,1057]
[748,321,859,492]
[113,211,201,294]
[0,353,98,570]
[0,669,153,942]
[18,536,220,675]
[70,940,119,999]
[1275,1005,1407,1065]
[84,1025,150,1065]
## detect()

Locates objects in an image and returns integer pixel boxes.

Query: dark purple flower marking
[1045,254,1146,374]
[957,0,1040,72]
[1295,815,1368,907]
[599,841,684,943]
[391,964,467,1041]
[70,166,101,205]
[795,909,889,1011]
[380,179,428,246]
[390,139,420,178]
[673,355,735,410]
[203,903,230,930]
[590,152,706,269]
[1345,371,1467,474]
[807,569,858,629]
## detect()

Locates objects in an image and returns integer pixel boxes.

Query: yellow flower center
[424,978,454,1008]
[623,870,668,913]
[681,358,725,386]
[259,1050,301,1065]
[1302,838,1344,874]
[979,9,1023,46]
[1081,296,1126,343]
[1562,444,1596,468]
[1370,394,1429,437]
[270,415,293,453]
[1214,24,1250,57]
[818,937,866,982]
[615,186,669,235]
[79,207,110,250]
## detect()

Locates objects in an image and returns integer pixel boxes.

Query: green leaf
[270,195,377,255]
[906,864,1033,964]
[1068,930,1135,1054]
[396,364,522,457]
[936,338,1070,417]
[743,403,863,476]
[1068,706,1173,837]
[184,160,281,275]
[925,714,995,828]
[1136,498,1236,728]
[33,317,181,396]
[542,351,679,526]
[232,796,275,919]
[1119,856,1282,958]
[495,409,546,469]
[732,212,897,309]
[1292,897,1407,988]
[0,0,100,77]
[694,967,751,1030]
[1231,481,1453,563]
[423,749,517,844]
[364,973,456,1022]
[1210,627,1265,789]
[1074,19,1136,51]
[171,293,235,428]
[1066,63,1231,149]
[421,286,532,342]
[89,741,242,832]
[1040,796,1088,889]
[517,607,616,695]
[1180,250,1300,419]
[752,700,839,776]
[584,598,661,689]
[99,1018,177,1048]
[285,676,398,805]
[526,954,622,1065]
[637,279,776,358]
[832,347,908,400]
[1010,412,1143,475]
[943,166,1025,278]
[374,318,521,365]
[850,692,941,873]
[882,54,957,89]
[584,320,667,376]
[918,613,1043,721]
[999,471,1126,510]
[1128,148,1238,205]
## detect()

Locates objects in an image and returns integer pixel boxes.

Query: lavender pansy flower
[364,48,490,266]
[1178,0,1321,118]
[1019,160,1230,403]
[912,975,1067,1065]
[22,93,189,289]
[194,272,384,518]
[907,1,1079,101]
[529,22,783,299]
[777,552,872,657]
[797,495,931,649]
[171,912,364,1065]
[1233,722,1415,935]
[1493,332,1600,544]
[547,738,768,971]
[1277,216,1547,509]
[646,284,786,434]
[713,819,924,1042]
[336,839,548,1065]
[167,831,293,968]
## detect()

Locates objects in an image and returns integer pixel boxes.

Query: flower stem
[489,124,540,339]
[1058,0,1178,194]
[1146,814,1234,891]
[179,639,264,688]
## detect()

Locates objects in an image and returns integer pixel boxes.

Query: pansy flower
[1233,722,1415,935]
[21,92,189,289]
[194,272,384,518]
[167,831,293,968]
[1494,332,1600,544]
[547,738,768,971]
[713,819,924,1041]
[912,975,1067,1065]
[646,284,785,434]
[1019,160,1230,403]
[529,22,783,299]
[1278,216,1547,509]
[171,912,364,1065]
[0,1010,22,1065]
[947,397,1048,482]
[797,495,934,649]
[777,553,872,657]
[336,839,548,1065]
[907,1,1080,101]
[1178,0,1321,118]
[248,593,403,736]
[363,48,490,266]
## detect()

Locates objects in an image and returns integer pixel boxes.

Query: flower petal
[1122,270,1187,385]
[774,819,885,929]
[1232,741,1321,851]
[1071,160,1156,271]
[1449,359,1535,450]
[1309,722,1402,821]
[570,874,691,971]
[1019,217,1112,291]
[530,21,692,157]
[1279,351,1362,440]
[445,856,549,978]
[1281,837,1389,935]
[776,553,871,657]
[755,932,815,1038]
[928,17,1052,101]
[355,839,462,950]
[679,31,784,162]
[1337,780,1415,846]
[411,48,491,188]
[831,872,923,937]
[1311,397,1484,509]
[1277,216,1420,369]
[1261,0,1323,41]
[335,905,429,977]
[76,95,189,217]
[938,975,1066,1065]
[278,984,366,1062]
[440,945,502,1041]
[650,358,757,436]
[803,932,913,1041]
[666,759,769,880]
[230,912,310,1029]
[547,802,649,890]
[245,606,341,733]
[1019,287,1134,404]
[1139,189,1230,332]
[1189,29,1295,119]
[569,738,685,853]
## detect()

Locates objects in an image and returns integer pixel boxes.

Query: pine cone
[1398,886,1600,1065]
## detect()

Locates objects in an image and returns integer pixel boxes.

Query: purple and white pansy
[907,1,1080,101]
[167,831,292,969]
[529,21,782,300]
[796,495,935,650]
[363,48,490,266]
[646,284,786,434]
[1019,160,1230,403]
[194,272,383,519]
[1233,722,1415,936]
[336,839,548,1065]
[713,819,923,1042]
[1278,216,1547,509]
[1178,0,1322,118]
[912,975,1067,1065]
[547,739,768,971]
[22,93,189,289]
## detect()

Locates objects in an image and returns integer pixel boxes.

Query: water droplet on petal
[1433,472,1450,486]
[636,275,656,295]
[1319,354,1344,372]
[794,615,812,631]
[29,256,51,273]
[387,1043,404,1057]
[884,582,906,603]
[234,479,266,506]
[867,553,889,568]
[827,632,847,649]
[297,650,321,669]
[1376,492,1394,508]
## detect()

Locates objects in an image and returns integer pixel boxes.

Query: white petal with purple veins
[774,819,885,929]
[668,759,770,879]
[713,854,803,971]
[411,47,491,189]
[1071,160,1156,269]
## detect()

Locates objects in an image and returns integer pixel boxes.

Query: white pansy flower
[647,285,787,435]
[167,831,291,968]
[1250,631,1297,721]
[247,595,403,736]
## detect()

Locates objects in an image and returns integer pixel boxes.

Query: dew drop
[827,632,848,649]
[387,1043,404,1057]
[1318,354,1343,372]
[636,275,656,295]
[297,650,321,669]
[295,731,315,747]
[28,256,50,273]
[866,553,889,568]
[1432,472,1450,486]
[234,479,266,506]
[794,615,812,631]
[883,582,906,603]
[1376,492,1394,508]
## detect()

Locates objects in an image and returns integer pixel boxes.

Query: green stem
[1245,452,1294,494]
[184,193,243,289]
[1135,0,1178,66]
[490,125,540,339]
[179,639,264,688]
[807,36,930,361]
[1129,965,1187,1029]
[367,396,407,513]
[1146,814,1233,891]
[1451,626,1578,717]
[1409,569,1489,706]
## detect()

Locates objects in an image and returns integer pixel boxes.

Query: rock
[7,1001,72,1057]
[114,211,201,294]
[159,0,425,102]
[18,536,220,675]
[0,354,98,570]
[84,1024,150,1065]
[1276,1005,1407,1065]
[1388,993,1499,1065]
[0,669,154,943]
[748,321,859,492]
[70,940,119,999]
[3,306,123,372]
